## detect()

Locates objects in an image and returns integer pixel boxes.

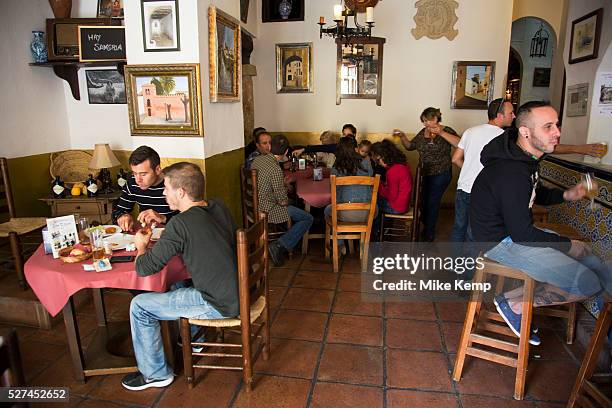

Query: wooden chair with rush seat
[240,164,290,242]
[0,157,47,289]
[379,161,423,242]
[180,212,270,391]
[325,174,380,273]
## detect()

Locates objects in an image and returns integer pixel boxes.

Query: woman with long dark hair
[371,140,413,216]
[324,136,374,223]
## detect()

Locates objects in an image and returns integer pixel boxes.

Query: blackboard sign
[78,26,126,62]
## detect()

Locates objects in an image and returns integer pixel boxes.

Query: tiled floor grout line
[382,295,388,408]
[228,254,306,407]
[303,256,342,408]
[432,302,464,408]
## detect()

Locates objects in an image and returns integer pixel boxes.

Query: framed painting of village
[208,6,241,102]
[450,61,495,109]
[276,43,313,93]
[124,64,203,136]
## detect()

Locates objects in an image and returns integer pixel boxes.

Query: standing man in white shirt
[450,98,514,243]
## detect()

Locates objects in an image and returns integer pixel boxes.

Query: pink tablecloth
[24,245,190,317]
[296,177,331,208]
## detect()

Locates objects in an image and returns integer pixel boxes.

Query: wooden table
[24,245,190,382]
[288,168,331,254]
[40,192,121,224]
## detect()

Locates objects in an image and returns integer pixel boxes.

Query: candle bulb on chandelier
[319,16,325,24]
[366,7,374,23]
[333,4,343,21]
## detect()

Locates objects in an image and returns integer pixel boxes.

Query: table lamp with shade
[89,143,121,194]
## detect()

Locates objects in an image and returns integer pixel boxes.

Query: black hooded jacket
[469,127,571,252]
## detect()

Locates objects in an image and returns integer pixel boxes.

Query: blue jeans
[279,205,313,251]
[450,190,470,242]
[422,170,452,240]
[129,287,226,381]
[485,236,610,296]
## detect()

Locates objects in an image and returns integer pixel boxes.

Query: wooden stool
[531,205,550,223]
[453,259,536,400]
[568,299,612,408]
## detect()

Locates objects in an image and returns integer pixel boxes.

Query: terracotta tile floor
[0,210,587,407]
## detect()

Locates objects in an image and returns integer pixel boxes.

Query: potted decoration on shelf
[30,31,48,63]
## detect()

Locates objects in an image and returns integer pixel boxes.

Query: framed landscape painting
[141,0,180,52]
[85,69,126,104]
[124,64,203,136]
[569,8,603,64]
[209,6,241,102]
[275,43,313,93]
[450,61,495,109]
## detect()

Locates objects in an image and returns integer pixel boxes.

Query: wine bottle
[86,174,98,197]
[51,176,65,198]
[117,169,127,189]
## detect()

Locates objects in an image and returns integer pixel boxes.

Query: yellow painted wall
[512,0,567,38]
[204,148,244,226]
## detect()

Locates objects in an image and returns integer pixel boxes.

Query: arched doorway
[506,17,559,107]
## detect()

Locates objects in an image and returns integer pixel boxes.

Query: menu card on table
[46,215,79,258]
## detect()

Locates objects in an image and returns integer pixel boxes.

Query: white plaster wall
[562,0,612,150]
[512,0,566,40]
[66,0,245,159]
[1,0,70,159]
[511,18,556,105]
[198,0,245,157]
[252,0,513,136]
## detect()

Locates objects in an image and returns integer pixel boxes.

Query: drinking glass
[581,172,598,210]
[90,229,105,261]
[595,142,608,163]
[77,217,89,243]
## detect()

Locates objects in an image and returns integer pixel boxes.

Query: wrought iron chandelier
[318,1,375,43]
[530,22,549,58]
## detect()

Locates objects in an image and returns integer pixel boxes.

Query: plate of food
[59,244,92,263]
[104,233,135,251]
[85,225,123,238]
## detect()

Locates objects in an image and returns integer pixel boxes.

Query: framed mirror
[336,36,385,106]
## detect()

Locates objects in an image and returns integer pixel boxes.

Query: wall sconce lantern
[530,22,549,58]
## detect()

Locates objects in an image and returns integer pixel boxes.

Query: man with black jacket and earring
[470,101,610,346]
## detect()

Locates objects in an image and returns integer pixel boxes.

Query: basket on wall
[50,151,97,185]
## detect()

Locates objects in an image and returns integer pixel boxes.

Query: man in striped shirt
[112,146,178,231]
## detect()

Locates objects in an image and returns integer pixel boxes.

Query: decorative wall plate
[412,0,458,41]
[345,0,379,13]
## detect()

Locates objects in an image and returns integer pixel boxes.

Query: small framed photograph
[275,43,313,93]
[141,0,180,52]
[85,69,126,104]
[124,64,203,136]
[209,7,241,102]
[532,68,551,87]
[569,8,603,64]
[97,0,124,19]
[566,83,589,117]
[450,61,495,109]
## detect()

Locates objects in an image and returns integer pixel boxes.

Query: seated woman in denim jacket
[324,137,374,224]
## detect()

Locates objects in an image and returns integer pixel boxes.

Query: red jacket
[378,164,412,213]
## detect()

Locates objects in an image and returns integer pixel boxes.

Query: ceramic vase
[30,31,48,63]
[278,0,292,19]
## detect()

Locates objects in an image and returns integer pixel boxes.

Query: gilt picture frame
[208,6,241,102]
[275,42,313,93]
[124,64,203,136]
